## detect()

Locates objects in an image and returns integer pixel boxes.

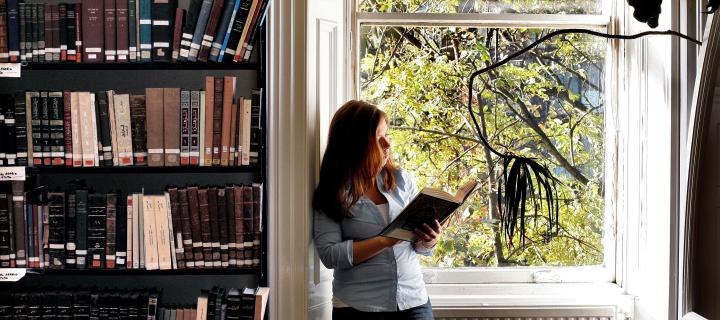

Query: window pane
[359,26,606,267]
[358,0,603,14]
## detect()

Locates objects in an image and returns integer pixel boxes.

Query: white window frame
[350,0,621,286]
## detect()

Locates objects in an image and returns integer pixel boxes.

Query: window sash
[352,4,618,284]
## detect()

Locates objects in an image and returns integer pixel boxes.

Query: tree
[359,1,606,267]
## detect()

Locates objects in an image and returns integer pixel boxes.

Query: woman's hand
[414,219,442,249]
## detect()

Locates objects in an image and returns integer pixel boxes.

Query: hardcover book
[379,180,478,242]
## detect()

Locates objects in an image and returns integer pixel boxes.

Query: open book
[380,180,478,242]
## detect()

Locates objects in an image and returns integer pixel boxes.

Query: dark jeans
[332,299,434,320]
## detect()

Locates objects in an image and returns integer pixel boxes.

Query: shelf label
[0,63,21,78]
[0,166,26,181]
[0,268,27,282]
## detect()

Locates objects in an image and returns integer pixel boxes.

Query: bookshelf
[0,5,269,315]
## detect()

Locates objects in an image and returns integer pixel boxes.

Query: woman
[313,100,442,319]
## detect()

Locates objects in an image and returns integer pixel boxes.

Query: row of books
[0,286,269,320]
[0,181,263,270]
[0,0,268,63]
[0,77,263,168]
[0,289,160,319]
[194,286,269,320]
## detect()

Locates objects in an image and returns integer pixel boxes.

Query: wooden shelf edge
[21,267,261,276]
[19,62,260,71]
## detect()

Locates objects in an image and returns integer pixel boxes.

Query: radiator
[434,306,616,320]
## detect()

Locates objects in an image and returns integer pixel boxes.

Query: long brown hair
[312,100,397,222]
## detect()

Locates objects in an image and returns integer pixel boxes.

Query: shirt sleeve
[313,209,354,270]
[412,241,436,256]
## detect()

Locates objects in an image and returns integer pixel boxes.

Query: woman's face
[376,118,391,167]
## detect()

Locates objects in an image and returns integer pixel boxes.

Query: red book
[171,8,184,62]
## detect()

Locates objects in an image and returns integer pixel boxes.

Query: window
[354,0,613,281]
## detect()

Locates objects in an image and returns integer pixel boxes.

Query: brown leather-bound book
[252,183,262,267]
[164,88,181,166]
[197,188,212,267]
[11,181,26,268]
[186,186,204,268]
[221,186,234,266]
[167,187,185,269]
[171,8,184,62]
[115,0,129,62]
[63,91,73,167]
[232,185,244,266]
[212,77,223,165]
[103,0,116,62]
[214,187,229,267]
[220,76,235,166]
[228,101,238,166]
[241,186,253,266]
[178,187,195,268]
[207,187,220,267]
[74,3,82,62]
[129,95,147,165]
[145,88,164,167]
[203,77,215,166]
[82,0,104,63]
[195,0,224,62]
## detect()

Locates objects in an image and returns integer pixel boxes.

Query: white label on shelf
[0,269,27,282]
[0,63,21,78]
[0,167,25,181]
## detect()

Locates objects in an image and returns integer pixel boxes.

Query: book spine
[207,188,220,267]
[36,3,43,62]
[58,3,67,61]
[229,99,238,166]
[187,0,213,61]
[196,0,225,62]
[14,95,27,167]
[232,186,243,266]
[203,77,215,166]
[4,95,16,166]
[138,0,152,61]
[220,76,235,166]
[105,192,117,268]
[178,0,202,61]
[79,92,97,167]
[66,4,77,61]
[208,0,236,62]
[186,187,203,267]
[0,192,10,267]
[28,92,40,166]
[211,77,223,165]
[224,187,236,265]
[163,88,180,166]
[116,0,129,62]
[96,91,113,166]
[249,89,262,165]
[19,2,25,62]
[40,91,50,166]
[170,8,184,62]
[198,91,206,166]
[145,88,164,166]
[150,0,174,62]
[126,195,133,268]
[234,0,263,62]
[0,0,9,62]
[47,192,65,269]
[242,186,253,266]
[62,91,73,166]
[128,0,137,61]
[74,3,82,62]
[116,193,127,268]
[65,192,76,267]
[197,188,212,267]
[190,90,201,165]
[129,95,147,165]
[7,0,20,62]
[83,0,104,63]
[11,181,26,267]
[214,188,228,267]
[177,188,194,268]
[240,98,250,165]
[167,188,184,269]
[114,94,134,166]
[104,0,116,62]
[51,4,60,61]
[87,193,107,269]
[180,90,190,165]
[107,90,119,166]
[70,93,82,167]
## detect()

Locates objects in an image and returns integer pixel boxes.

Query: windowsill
[427,282,634,308]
